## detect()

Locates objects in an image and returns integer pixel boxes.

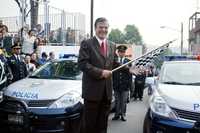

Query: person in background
[146,65,154,95]
[38,52,48,65]
[19,26,29,42]
[2,25,12,56]
[112,45,132,122]
[133,66,146,101]
[8,43,28,83]
[56,28,62,43]
[2,25,8,37]
[30,52,40,68]
[22,29,37,55]
[49,31,57,43]
[48,51,55,61]
[36,24,44,38]
[25,54,36,74]
[0,32,3,47]
[0,20,3,28]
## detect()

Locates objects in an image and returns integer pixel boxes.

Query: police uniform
[112,45,132,121]
[8,44,28,83]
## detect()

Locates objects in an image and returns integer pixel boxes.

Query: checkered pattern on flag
[112,39,177,73]
[135,43,170,67]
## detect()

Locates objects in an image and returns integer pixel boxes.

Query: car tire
[143,112,151,133]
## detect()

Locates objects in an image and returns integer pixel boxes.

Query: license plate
[8,114,23,125]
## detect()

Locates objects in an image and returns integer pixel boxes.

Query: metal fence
[0,16,20,33]
[0,1,86,45]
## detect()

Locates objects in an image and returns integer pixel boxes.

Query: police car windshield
[160,62,200,85]
[29,60,82,80]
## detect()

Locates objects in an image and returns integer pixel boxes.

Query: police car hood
[4,78,82,100]
[158,83,200,112]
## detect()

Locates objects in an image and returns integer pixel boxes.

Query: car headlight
[150,95,177,119]
[49,91,83,109]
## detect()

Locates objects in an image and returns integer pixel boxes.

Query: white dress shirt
[95,35,107,46]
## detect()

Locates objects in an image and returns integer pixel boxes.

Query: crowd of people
[0,20,56,87]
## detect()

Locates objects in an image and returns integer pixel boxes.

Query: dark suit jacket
[78,37,116,101]
[3,36,12,56]
[8,55,28,82]
[113,58,132,92]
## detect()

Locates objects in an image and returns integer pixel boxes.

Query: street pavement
[108,90,150,133]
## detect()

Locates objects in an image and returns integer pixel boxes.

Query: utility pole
[44,0,49,41]
[160,23,184,55]
[90,0,94,38]
[181,22,183,55]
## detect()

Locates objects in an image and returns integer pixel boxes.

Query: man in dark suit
[8,43,28,83]
[78,17,116,133]
[112,45,132,121]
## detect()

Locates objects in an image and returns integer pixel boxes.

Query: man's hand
[101,70,112,79]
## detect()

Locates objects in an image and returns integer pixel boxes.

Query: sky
[0,0,199,51]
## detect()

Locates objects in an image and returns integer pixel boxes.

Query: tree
[14,0,28,23]
[30,0,39,29]
[108,29,125,44]
[14,0,39,29]
[124,24,143,45]
[108,24,143,45]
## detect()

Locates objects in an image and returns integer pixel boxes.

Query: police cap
[117,45,127,52]
[12,42,21,49]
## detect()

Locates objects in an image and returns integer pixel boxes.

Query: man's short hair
[49,52,54,56]
[41,52,48,58]
[94,17,108,28]
[28,29,35,35]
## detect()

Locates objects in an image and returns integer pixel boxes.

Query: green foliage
[108,29,125,44]
[108,24,143,45]
[124,25,143,45]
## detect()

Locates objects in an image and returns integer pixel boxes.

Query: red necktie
[100,42,106,57]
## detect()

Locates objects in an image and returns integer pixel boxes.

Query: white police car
[143,56,200,133]
[0,57,83,133]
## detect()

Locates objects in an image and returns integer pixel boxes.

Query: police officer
[112,45,132,121]
[8,43,28,83]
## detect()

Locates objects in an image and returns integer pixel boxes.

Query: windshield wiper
[184,82,200,85]
[52,75,75,80]
[29,75,42,79]
[162,81,185,85]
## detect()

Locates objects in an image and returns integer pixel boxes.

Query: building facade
[189,12,200,55]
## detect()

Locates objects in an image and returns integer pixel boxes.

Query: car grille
[172,107,200,122]
[4,96,55,107]
[27,100,55,107]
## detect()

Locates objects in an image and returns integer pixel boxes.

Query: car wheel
[143,112,151,133]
